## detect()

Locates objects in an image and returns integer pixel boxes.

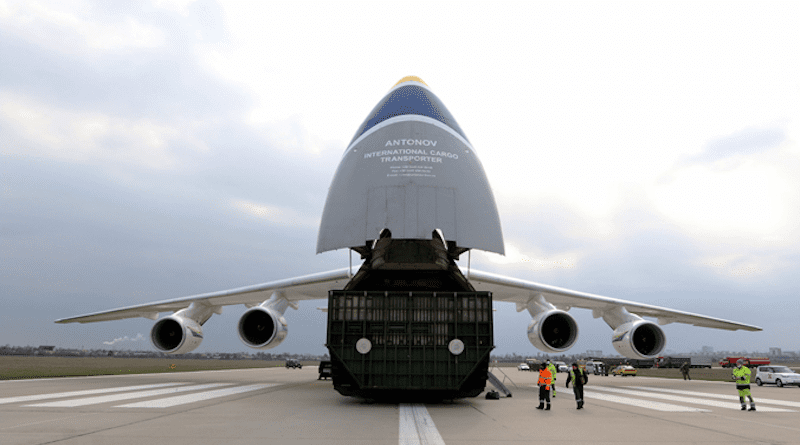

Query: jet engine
[237,306,288,349]
[150,315,203,354]
[527,309,579,353]
[611,319,666,359]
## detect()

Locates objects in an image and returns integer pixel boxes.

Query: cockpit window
[350,85,468,144]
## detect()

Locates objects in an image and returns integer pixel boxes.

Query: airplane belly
[317,116,504,254]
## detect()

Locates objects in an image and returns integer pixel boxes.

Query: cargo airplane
[58,76,761,399]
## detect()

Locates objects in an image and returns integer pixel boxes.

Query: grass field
[0,356,317,380]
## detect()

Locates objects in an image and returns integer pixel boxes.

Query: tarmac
[2,366,799,444]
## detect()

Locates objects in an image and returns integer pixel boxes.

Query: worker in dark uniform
[732,359,756,411]
[536,363,552,410]
[680,362,691,380]
[566,362,588,409]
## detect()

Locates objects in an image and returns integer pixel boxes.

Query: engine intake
[527,309,579,353]
[150,315,203,354]
[238,306,288,349]
[612,320,666,359]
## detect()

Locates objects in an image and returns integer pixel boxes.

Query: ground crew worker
[566,362,588,409]
[732,359,756,411]
[536,363,552,410]
[546,359,557,397]
[680,362,691,380]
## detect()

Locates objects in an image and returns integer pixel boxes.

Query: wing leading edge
[57,265,760,332]
[464,268,761,332]
[55,267,354,324]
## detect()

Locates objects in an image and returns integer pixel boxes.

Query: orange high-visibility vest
[538,368,552,390]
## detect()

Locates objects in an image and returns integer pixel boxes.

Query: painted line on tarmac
[399,403,446,445]
[0,382,186,405]
[592,386,795,412]
[26,383,231,407]
[629,386,800,408]
[1,367,279,383]
[115,383,278,408]
[582,390,710,412]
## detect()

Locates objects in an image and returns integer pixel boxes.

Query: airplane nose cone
[350,75,467,145]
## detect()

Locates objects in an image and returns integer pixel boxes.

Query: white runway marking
[629,386,800,409]
[592,386,796,412]
[26,383,231,407]
[0,383,186,405]
[115,383,276,408]
[582,390,710,412]
[399,403,445,445]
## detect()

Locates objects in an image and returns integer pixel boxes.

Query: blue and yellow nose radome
[393,76,428,88]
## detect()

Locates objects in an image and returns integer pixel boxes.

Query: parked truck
[657,356,713,369]
[719,357,771,368]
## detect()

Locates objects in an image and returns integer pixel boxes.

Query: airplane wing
[55,267,354,324]
[465,268,762,331]
[57,265,761,331]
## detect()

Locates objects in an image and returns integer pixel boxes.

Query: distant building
[701,345,714,353]
[586,350,603,358]
[769,347,782,356]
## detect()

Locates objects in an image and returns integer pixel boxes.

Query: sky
[1,0,799,357]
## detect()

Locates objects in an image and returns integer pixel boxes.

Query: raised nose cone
[349,77,469,147]
[317,77,504,255]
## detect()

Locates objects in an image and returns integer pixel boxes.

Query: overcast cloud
[1,0,799,357]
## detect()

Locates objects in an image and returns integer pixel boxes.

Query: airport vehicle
[656,356,711,369]
[525,358,542,371]
[285,359,302,369]
[517,363,530,371]
[628,358,656,369]
[318,361,332,380]
[755,366,800,387]
[56,76,761,400]
[585,361,606,375]
[720,357,771,368]
[611,365,637,376]
[553,361,568,373]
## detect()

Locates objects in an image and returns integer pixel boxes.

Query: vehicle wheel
[776,379,783,387]
[756,378,762,386]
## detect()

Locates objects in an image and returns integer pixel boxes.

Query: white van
[585,361,605,375]
[755,366,800,387]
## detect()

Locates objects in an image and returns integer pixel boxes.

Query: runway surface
[2,366,799,444]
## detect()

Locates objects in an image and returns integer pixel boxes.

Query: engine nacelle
[612,320,666,359]
[150,315,203,354]
[237,306,288,349]
[527,309,579,353]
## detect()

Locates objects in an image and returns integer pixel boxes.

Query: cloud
[479,243,577,271]
[0,1,165,54]
[0,91,208,169]
[103,333,146,346]
[231,198,319,228]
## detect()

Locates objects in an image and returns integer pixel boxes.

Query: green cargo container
[326,290,493,399]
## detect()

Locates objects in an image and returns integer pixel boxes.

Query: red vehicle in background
[719,357,771,368]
